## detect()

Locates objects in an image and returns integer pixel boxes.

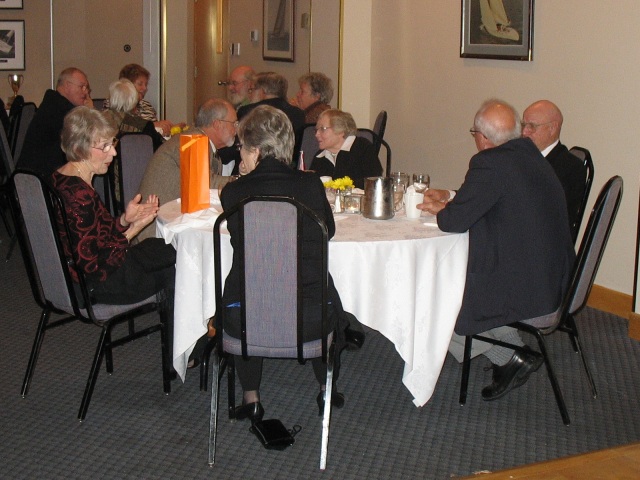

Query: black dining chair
[458,176,623,425]
[11,170,174,421]
[356,128,392,176]
[569,146,595,245]
[208,195,337,469]
[109,133,154,216]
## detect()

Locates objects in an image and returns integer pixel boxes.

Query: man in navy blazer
[420,99,575,401]
[522,100,587,241]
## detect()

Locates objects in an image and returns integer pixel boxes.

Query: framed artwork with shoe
[460,0,534,61]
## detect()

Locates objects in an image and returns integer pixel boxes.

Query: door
[194,0,229,111]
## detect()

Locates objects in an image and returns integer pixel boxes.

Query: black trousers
[87,238,176,305]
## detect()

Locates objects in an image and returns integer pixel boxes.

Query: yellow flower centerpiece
[323,176,354,191]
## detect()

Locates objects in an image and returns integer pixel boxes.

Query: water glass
[392,182,405,212]
[412,173,430,193]
[325,187,337,212]
[391,171,410,190]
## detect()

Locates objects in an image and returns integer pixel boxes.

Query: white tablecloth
[157,192,468,406]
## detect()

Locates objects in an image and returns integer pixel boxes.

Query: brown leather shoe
[481,347,543,401]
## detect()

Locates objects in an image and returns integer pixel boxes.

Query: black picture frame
[263,0,294,62]
[0,20,24,70]
[0,0,23,9]
[460,0,534,61]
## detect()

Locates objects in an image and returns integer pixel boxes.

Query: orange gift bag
[180,134,210,213]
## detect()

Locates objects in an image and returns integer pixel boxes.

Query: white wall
[342,0,639,296]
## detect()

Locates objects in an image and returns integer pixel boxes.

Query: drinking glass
[392,182,405,212]
[391,171,410,190]
[325,187,337,212]
[412,173,430,193]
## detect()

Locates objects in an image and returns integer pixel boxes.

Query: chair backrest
[214,196,329,362]
[372,110,388,154]
[569,146,595,244]
[11,171,78,314]
[299,123,319,170]
[11,102,37,161]
[0,123,14,184]
[112,133,154,214]
[356,128,392,176]
[91,98,106,111]
[555,176,623,331]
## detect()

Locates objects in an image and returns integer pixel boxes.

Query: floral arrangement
[323,176,354,191]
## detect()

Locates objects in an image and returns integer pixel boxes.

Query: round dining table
[156,190,468,406]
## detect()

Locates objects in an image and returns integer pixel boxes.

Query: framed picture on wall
[263,0,294,62]
[0,20,24,70]
[0,0,23,9]
[460,0,534,61]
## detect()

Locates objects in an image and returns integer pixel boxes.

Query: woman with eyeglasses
[51,106,176,306]
[311,109,382,189]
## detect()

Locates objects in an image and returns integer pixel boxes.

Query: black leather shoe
[316,390,345,416]
[344,327,365,350]
[481,348,543,401]
[234,401,265,423]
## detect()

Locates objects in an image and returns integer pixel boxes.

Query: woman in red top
[51,106,175,305]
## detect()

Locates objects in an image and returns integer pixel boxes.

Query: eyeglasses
[315,126,332,133]
[219,119,239,128]
[92,138,118,153]
[521,121,553,132]
[67,80,89,91]
[469,128,485,137]
[236,143,255,152]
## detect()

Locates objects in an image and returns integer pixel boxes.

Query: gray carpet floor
[2,227,640,479]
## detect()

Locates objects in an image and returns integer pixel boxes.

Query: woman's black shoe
[344,327,365,350]
[316,391,345,416]
[234,401,265,423]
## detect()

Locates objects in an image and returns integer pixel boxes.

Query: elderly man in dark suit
[420,99,575,401]
[522,100,587,240]
[18,67,90,175]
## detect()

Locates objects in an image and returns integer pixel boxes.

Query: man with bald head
[18,67,90,175]
[226,65,255,110]
[420,99,574,401]
[522,100,587,240]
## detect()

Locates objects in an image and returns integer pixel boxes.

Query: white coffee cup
[404,191,423,219]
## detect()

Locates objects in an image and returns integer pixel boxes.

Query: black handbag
[249,419,301,451]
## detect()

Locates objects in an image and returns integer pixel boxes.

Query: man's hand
[417,189,450,215]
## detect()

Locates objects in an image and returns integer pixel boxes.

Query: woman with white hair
[219,105,359,422]
[104,78,164,150]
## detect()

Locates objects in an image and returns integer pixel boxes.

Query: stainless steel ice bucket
[362,176,394,220]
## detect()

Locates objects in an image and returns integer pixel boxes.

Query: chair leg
[21,308,51,397]
[320,340,335,471]
[459,336,473,405]
[227,356,236,420]
[533,330,570,425]
[78,326,109,421]
[208,350,220,466]
[104,328,114,374]
[200,337,216,391]
[5,232,17,261]
[564,315,597,398]
[159,306,172,394]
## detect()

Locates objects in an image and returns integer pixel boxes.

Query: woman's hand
[154,120,172,137]
[122,194,159,240]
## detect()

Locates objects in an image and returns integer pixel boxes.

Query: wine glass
[412,173,430,193]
